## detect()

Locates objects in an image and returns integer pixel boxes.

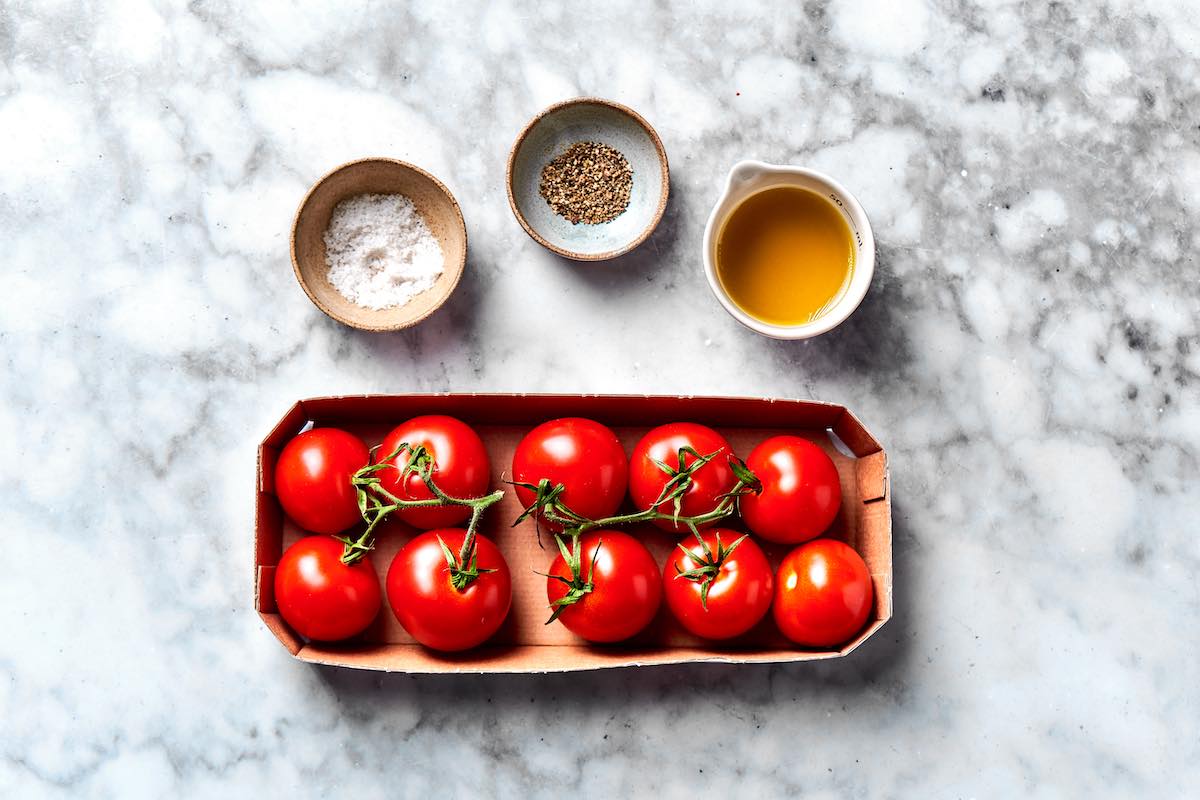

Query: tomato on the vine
[774,539,873,647]
[274,535,381,641]
[663,528,773,640]
[546,530,661,643]
[386,529,512,652]
[739,435,842,544]
[628,423,737,533]
[512,418,628,530]
[377,416,490,530]
[274,427,369,535]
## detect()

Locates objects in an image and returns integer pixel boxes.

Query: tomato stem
[672,530,749,610]
[538,533,603,624]
[435,529,496,592]
[513,454,761,539]
[337,442,505,568]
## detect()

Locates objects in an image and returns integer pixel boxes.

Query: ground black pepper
[538,141,633,225]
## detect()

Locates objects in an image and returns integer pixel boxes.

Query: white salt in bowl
[290,158,467,331]
[507,98,669,261]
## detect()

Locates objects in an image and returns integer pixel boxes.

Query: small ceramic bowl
[703,160,876,340]
[507,98,669,261]
[290,158,467,331]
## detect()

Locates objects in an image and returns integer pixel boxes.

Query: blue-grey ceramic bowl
[507,98,669,261]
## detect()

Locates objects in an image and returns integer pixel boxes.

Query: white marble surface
[2,0,1198,796]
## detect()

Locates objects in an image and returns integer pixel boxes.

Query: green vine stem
[672,530,750,610]
[336,443,504,580]
[538,533,604,624]
[436,527,495,591]
[512,448,761,540]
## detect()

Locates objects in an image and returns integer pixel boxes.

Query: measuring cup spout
[725,160,771,192]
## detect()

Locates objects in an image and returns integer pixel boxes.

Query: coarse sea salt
[323,193,444,310]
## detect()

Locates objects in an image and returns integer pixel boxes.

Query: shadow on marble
[332,248,488,367]
[761,243,914,379]
[310,501,917,716]
[547,177,683,291]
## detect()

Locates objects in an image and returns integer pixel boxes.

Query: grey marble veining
[2,0,1198,797]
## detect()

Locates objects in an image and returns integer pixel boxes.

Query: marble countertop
[3,1,1198,796]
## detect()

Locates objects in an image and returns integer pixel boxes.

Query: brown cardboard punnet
[255,394,892,673]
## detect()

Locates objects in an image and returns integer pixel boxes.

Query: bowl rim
[289,156,468,332]
[505,97,670,262]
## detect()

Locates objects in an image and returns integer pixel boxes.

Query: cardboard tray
[255,394,891,673]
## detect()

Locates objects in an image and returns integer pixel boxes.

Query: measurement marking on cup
[830,193,864,249]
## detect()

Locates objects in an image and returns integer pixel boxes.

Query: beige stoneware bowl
[290,158,467,331]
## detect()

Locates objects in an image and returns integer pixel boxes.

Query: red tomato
[663,529,773,640]
[512,418,628,530]
[274,535,381,641]
[739,436,842,544]
[546,531,661,642]
[629,422,737,532]
[377,416,490,530]
[774,539,873,647]
[386,529,512,652]
[274,428,369,535]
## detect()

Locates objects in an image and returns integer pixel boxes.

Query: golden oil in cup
[715,186,856,326]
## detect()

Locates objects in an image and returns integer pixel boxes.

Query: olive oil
[716,186,855,326]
